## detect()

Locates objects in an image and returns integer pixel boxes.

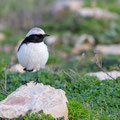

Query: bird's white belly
[17,42,49,71]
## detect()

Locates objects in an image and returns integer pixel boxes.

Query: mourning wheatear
[17,27,49,84]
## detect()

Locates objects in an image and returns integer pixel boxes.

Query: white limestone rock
[0,82,68,120]
[96,44,120,55]
[72,34,95,53]
[9,64,24,73]
[87,71,120,80]
[45,36,61,45]
[52,0,83,16]
[0,33,5,41]
[77,8,118,19]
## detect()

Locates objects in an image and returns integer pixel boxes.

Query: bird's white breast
[17,42,49,71]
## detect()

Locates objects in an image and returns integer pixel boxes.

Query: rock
[45,36,61,45]
[72,43,91,54]
[9,64,24,73]
[96,44,120,55]
[0,33,5,41]
[72,34,95,54]
[0,82,68,119]
[87,71,120,80]
[52,0,83,16]
[77,8,118,19]
[58,51,69,59]
[74,34,95,46]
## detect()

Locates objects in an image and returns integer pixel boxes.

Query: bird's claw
[23,80,28,86]
[34,78,39,85]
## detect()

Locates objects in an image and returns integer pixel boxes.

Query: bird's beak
[44,34,50,37]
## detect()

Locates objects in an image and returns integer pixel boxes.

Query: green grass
[0,0,120,119]
[0,69,120,119]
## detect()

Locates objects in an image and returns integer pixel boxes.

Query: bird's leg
[23,69,33,85]
[23,71,28,86]
[34,71,39,85]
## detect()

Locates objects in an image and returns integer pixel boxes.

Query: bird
[17,27,49,84]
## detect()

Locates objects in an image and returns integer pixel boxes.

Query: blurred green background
[0,0,120,72]
[0,0,120,119]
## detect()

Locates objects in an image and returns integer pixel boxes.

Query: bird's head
[24,27,49,43]
[26,27,49,37]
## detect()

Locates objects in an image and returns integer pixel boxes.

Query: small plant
[14,110,54,120]
[67,100,89,120]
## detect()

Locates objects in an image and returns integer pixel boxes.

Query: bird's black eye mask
[18,34,47,52]
[23,34,45,44]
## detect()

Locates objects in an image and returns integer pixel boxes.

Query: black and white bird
[17,27,49,84]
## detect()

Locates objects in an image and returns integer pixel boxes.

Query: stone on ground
[87,71,120,80]
[9,64,24,73]
[52,0,83,16]
[0,82,68,120]
[96,44,120,55]
[77,8,118,19]
[0,33,5,41]
[45,35,61,45]
[72,34,95,53]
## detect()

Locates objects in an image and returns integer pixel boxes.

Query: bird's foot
[23,80,28,86]
[24,68,33,72]
[34,78,39,85]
